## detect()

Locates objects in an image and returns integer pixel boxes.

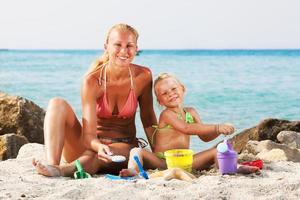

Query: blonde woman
[33,23,157,176]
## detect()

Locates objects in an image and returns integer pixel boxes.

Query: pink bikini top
[96,65,138,119]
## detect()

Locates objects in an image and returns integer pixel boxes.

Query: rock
[0,92,45,143]
[17,143,45,161]
[230,118,300,153]
[237,152,258,162]
[244,140,300,162]
[0,133,28,160]
[277,131,300,149]
[257,149,288,162]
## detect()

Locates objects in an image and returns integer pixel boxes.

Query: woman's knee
[48,97,69,110]
[47,98,76,121]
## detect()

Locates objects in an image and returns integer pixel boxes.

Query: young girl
[120,73,236,177]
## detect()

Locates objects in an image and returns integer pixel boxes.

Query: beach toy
[241,159,263,169]
[133,155,149,179]
[105,174,135,180]
[74,160,91,179]
[164,149,194,173]
[217,140,237,175]
[110,155,126,163]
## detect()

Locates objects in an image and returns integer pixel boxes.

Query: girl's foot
[32,158,61,177]
[119,168,137,177]
[237,165,260,174]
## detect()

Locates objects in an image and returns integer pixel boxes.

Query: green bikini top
[151,110,195,145]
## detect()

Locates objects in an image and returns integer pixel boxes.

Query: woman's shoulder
[131,64,152,76]
[83,70,99,85]
[81,69,102,94]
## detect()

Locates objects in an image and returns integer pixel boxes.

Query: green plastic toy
[74,160,91,179]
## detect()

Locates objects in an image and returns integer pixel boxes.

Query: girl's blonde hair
[153,73,184,97]
[86,23,139,75]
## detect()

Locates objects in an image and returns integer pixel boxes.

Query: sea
[1,49,300,151]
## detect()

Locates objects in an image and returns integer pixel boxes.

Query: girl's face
[155,77,185,108]
[104,29,138,66]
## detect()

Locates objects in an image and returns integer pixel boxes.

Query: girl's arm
[138,68,157,151]
[188,108,229,141]
[161,108,234,142]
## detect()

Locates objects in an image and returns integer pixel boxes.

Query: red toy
[241,159,263,169]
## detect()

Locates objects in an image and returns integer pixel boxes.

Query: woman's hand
[97,144,113,162]
[218,123,235,135]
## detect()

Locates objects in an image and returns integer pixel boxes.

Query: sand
[0,143,300,200]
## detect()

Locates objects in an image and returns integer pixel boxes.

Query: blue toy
[133,155,149,179]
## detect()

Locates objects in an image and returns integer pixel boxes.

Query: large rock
[244,140,300,162]
[0,92,45,143]
[0,133,28,160]
[230,118,300,153]
[277,131,300,149]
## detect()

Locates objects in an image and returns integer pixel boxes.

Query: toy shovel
[133,155,149,179]
[74,160,91,179]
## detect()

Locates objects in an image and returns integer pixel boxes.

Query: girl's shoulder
[184,107,196,113]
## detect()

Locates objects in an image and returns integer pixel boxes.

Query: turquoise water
[1,49,300,151]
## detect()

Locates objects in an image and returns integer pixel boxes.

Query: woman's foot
[237,165,260,174]
[32,158,61,177]
[119,168,138,177]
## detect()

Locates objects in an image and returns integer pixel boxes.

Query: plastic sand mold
[241,159,263,169]
[105,174,136,180]
[110,155,126,163]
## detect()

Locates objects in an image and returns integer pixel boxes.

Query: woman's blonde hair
[153,73,184,97]
[86,23,139,75]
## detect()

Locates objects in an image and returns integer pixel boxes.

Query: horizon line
[1,48,300,51]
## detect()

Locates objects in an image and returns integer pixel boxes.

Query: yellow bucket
[164,149,194,173]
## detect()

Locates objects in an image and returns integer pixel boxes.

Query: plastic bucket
[164,149,194,173]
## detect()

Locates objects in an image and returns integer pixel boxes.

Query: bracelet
[215,124,220,135]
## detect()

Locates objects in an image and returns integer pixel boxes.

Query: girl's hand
[219,123,235,135]
[97,144,113,162]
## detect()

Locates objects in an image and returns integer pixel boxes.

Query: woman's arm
[81,77,100,150]
[81,76,111,160]
[138,69,157,151]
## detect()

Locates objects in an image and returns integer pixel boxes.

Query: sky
[1,0,300,49]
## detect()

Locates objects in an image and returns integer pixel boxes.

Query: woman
[33,23,157,176]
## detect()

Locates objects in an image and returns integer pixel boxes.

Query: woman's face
[105,29,138,66]
[155,77,185,108]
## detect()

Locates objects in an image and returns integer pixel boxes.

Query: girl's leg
[120,147,166,177]
[43,97,85,165]
[192,147,217,170]
[193,147,260,174]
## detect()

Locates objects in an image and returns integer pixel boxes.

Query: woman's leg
[43,97,85,165]
[33,150,103,177]
[192,147,217,170]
